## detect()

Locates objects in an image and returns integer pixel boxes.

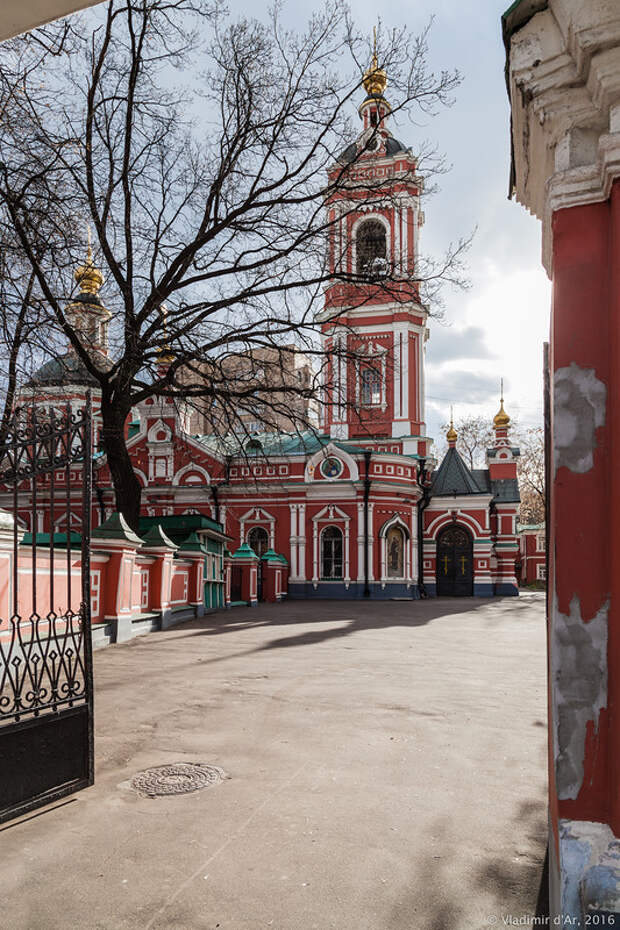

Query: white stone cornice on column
[507,1,620,274]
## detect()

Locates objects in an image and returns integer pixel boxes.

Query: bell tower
[318,40,429,455]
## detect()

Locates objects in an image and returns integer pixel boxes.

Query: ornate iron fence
[0,395,93,824]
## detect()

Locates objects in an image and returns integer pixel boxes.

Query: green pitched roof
[92,512,142,544]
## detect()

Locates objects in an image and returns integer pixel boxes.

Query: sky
[222,0,551,443]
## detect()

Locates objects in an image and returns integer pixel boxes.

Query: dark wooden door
[230,565,242,602]
[436,525,473,596]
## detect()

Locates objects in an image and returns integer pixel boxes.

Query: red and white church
[14,57,521,601]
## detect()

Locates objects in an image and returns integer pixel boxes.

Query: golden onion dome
[363,28,387,97]
[446,416,457,443]
[493,401,510,429]
[363,54,387,97]
[74,243,104,296]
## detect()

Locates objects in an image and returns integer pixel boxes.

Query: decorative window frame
[311,504,350,587]
[378,515,411,585]
[304,443,359,483]
[355,340,388,412]
[239,507,276,549]
[172,462,211,486]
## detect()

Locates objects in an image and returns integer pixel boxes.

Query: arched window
[361,367,382,406]
[321,526,343,579]
[387,526,405,578]
[356,219,387,275]
[247,526,269,557]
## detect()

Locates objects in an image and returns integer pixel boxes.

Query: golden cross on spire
[363,25,387,97]
[446,406,457,443]
[494,377,510,429]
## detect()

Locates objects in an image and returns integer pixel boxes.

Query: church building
[10,53,521,601]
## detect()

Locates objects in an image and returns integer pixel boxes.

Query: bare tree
[439,415,495,470]
[517,426,545,523]
[0,0,465,529]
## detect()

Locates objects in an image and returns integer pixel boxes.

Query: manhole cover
[130,762,226,798]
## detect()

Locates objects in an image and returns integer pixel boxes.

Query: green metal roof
[21,531,82,549]
[139,513,227,543]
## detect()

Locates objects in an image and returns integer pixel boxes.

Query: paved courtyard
[1,594,548,930]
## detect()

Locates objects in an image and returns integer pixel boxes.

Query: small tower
[487,382,519,471]
[65,236,111,361]
[491,379,511,449]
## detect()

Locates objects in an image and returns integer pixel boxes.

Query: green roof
[139,513,228,544]
[21,531,82,549]
[92,512,142,544]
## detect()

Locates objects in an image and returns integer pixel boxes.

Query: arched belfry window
[356,219,387,276]
[321,526,343,579]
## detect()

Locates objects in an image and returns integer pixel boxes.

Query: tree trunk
[100,399,141,532]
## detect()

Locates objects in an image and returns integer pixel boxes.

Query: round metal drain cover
[130,762,226,798]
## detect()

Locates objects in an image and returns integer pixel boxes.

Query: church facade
[10,56,521,601]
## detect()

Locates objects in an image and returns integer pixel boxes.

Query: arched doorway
[248,526,269,601]
[436,524,473,596]
[247,526,269,557]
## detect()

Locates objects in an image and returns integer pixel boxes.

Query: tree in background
[439,414,494,469]
[0,1,465,529]
[517,426,545,523]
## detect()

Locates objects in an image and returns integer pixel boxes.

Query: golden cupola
[493,381,510,429]
[65,233,111,359]
[446,410,457,445]
[74,242,104,297]
[362,30,388,98]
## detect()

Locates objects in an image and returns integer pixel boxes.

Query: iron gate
[0,397,93,824]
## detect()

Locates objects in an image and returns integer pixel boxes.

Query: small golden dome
[493,401,510,429]
[75,243,104,296]
[363,29,387,97]
[363,56,387,97]
[493,381,510,428]
[446,417,457,443]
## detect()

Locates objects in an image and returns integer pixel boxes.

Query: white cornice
[507,2,620,275]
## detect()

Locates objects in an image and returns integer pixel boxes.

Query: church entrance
[436,525,473,596]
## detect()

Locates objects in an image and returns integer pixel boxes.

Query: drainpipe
[363,450,372,598]
[94,480,106,526]
[417,458,430,598]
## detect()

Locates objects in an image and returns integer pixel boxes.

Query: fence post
[91,513,143,643]
[177,532,207,618]
[140,524,178,629]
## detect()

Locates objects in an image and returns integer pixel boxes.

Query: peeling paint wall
[553,364,606,477]
[551,595,608,800]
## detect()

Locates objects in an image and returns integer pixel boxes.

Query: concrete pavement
[0,593,548,930]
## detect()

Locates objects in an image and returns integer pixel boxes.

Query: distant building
[181,346,318,437]
[517,524,546,585]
